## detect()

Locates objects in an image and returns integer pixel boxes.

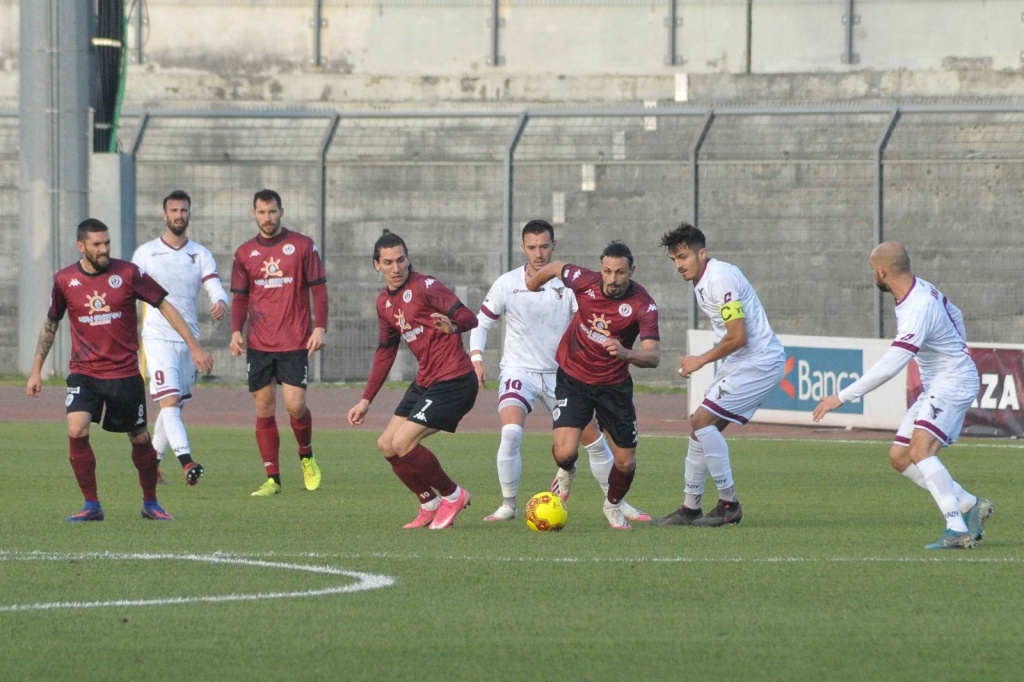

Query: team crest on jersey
[108,275,123,289]
[395,308,424,343]
[553,287,565,299]
[618,303,632,317]
[283,244,295,256]
[402,290,413,303]
[395,309,412,332]
[586,313,612,338]
[189,253,198,264]
[257,257,293,289]
[85,291,111,314]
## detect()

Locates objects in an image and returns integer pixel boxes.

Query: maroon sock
[404,444,457,497]
[606,464,635,505]
[289,409,313,457]
[131,441,159,502]
[386,455,437,504]
[68,436,99,503]
[256,416,281,476]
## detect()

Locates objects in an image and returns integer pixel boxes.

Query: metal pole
[688,110,714,330]
[843,0,858,65]
[666,0,678,66]
[488,0,503,66]
[313,113,340,382]
[873,107,900,338]
[745,0,752,74]
[503,113,529,272]
[312,0,324,67]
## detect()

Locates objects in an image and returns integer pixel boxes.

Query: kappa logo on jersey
[618,303,633,317]
[647,303,657,312]
[424,278,436,288]
[584,289,596,299]
[385,300,392,309]
[570,269,581,281]
[256,257,293,289]
[78,290,123,326]
[283,244,295,256]
[108,275,123,289]
[250,249,261,258]
[69,278,81,287]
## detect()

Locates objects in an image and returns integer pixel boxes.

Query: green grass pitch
[2,421,1021,681]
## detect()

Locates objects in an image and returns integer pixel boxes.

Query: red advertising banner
[907,346,1024,438]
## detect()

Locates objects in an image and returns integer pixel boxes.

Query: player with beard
[526,241,661,530]
[813,242,993,549]
[470,220,650,524]
[133,190,228,486]
[26,218,214,521]
[231,189,328,497]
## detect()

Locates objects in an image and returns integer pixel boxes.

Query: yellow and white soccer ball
[524,492,568,532]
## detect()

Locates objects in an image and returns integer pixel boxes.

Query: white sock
[904,462,977,513]
[159,406,191,465]
[583,433,614,494]
[915,456,968,532]
[422,497,441,511]
[496,424,524,500]
[695,425,737,502]
[683,437,707,509]
[443,486,463,503]
[151,409,168,461]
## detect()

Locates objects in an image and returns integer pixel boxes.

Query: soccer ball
[524,492,568,532]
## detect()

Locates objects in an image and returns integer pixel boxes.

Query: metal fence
[7,103,1024,384]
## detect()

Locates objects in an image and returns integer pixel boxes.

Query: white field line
[640,433,1024,449]
[0,551,394,613]
[147,550,1023,566]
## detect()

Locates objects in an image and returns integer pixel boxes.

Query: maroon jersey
[231,228,326,352]
[556,264,660,386]
[48,258,167,379]
[375,272,475,387]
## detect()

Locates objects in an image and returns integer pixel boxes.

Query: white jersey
[132,236,228,342]
[840,277,978,403]
[693,258,785,365]
[469,265,576,373]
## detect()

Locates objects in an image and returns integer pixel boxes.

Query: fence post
[873,107,900,338]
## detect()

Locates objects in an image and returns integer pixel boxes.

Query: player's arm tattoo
[35,318,58,362]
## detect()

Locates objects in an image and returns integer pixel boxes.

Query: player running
[470,220,649,523]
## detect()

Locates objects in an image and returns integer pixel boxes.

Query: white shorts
[700,357,785,426]
[496,368,558,415]
[141,338,196,403]
[894,385,974,448]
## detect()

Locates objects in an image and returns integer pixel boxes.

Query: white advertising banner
[686,330,907,430]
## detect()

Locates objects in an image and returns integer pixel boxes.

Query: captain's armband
[720,300,745,322]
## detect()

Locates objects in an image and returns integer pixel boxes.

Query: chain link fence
[6,104,1024,384]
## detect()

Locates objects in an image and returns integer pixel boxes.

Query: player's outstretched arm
[526,260,565,292]
[25,318,59,397]
[812,395,843,422]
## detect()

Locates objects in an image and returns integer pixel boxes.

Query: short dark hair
[253,188,282,209]
[522,219,555,242]
[76,218,109,243]
[600,240,633,268]
[660,222,706,252]
[373,229,409,263]
[162,189,191,211]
